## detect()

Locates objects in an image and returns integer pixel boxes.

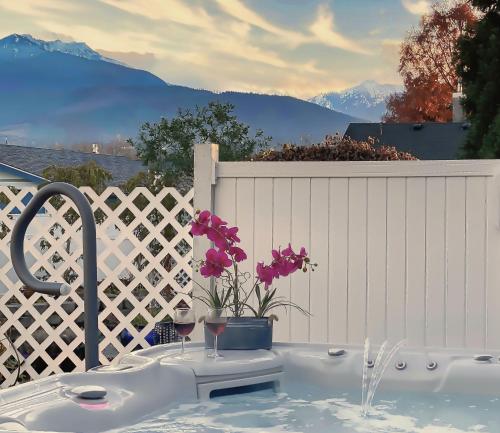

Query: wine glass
[205,307,227,359]
[173,307,196,357]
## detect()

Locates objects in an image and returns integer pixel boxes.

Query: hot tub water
[1,343,500,433]
[109,383,499,433]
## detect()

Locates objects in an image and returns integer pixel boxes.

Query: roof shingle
[0,144,145,186]
[344,122,469,160]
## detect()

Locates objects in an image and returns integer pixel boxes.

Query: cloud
[401,0,431,15]
[181,54,349,98]
[103,0,368,57]
[99,0,214,30]
[37,31,76,42]
[0,0,80,18]
[34,20,161,53]
[309,4,371,55]
[215,0,306,47]
[97,50,158,70]
[99,0,306,70]
[369,28,383,36]
[380,38,401,62]
[380,39,402,79]
[0,0,407,97]
[218,1,369,55]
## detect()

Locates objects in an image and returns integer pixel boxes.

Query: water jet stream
[361,338,371,412]
[361,339,406,416]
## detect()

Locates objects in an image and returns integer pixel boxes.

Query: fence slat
[272,179,293,342]
[214,178,236,223]
[309,178,329,343]
[290,178,311,342]
[253,178,273,317]
[406,177,427,347]
[446,177,467,348]
[329,178,349,344]
[235,179,255,310]
[366,178,387,345]
[465,177,487,349]
[486,175,500,348]
[347,178,367,344]
[386,178,407,343]
[425,177,446,347]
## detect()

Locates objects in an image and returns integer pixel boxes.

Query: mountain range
[309,80,403,122]
[0,34,121,64]
[0,34,361,148]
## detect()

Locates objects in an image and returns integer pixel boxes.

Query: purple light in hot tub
[79,401,110,410]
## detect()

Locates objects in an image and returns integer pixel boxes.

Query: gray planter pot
[204,317,273,350]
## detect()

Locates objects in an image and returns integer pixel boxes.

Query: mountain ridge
[309,80,403,122]
[0,33,122,64]
[0,33,360,148]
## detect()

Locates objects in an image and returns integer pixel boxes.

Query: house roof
[0,161,47,185]
[343,122,469,160]
[0,144,145,186]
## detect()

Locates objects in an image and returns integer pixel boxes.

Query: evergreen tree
[42,160,112,193]
[457,0,500,157]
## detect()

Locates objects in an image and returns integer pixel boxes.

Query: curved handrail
[10,182,99,370]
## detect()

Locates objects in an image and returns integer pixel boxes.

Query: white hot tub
[1,342,500,432]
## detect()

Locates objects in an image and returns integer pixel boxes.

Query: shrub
[252,134,417,161]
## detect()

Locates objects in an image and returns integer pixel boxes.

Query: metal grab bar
[10,182,99,370]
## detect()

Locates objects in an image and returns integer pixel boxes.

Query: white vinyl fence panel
[194,144,500,350]
[0,186,193,387]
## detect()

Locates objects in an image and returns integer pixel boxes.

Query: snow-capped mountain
[309,80,403,122]
[0,33,121,64]
[0,33,358,147]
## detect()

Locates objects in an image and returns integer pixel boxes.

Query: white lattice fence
[0,186,193,387]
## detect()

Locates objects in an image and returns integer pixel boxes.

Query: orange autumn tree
[384,1,477,122]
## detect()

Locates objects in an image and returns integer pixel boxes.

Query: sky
[0,0,429,98]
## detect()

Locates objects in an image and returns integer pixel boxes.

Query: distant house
[0,162,47,187]
[343,122,470,160]
[0,144,145,187]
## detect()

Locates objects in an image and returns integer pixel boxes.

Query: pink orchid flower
[281,244,294,257]
[228,246,247,262]
[192,210,315,319]
[256,244,310,288]
[191,210,247,258]
[210,214,227,228]
[225,226,240,244]
[207,214,230,250]
[256,262,277,288]
[190,210,211,236]
[200,248,232,278]
[207,227,229,250]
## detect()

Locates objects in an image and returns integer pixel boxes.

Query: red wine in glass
[205,308,227,359]
[173,307,195,357]
[205,321,226,336]
[174,322,195,337]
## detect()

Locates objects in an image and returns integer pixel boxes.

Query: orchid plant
[190,210,316,318]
